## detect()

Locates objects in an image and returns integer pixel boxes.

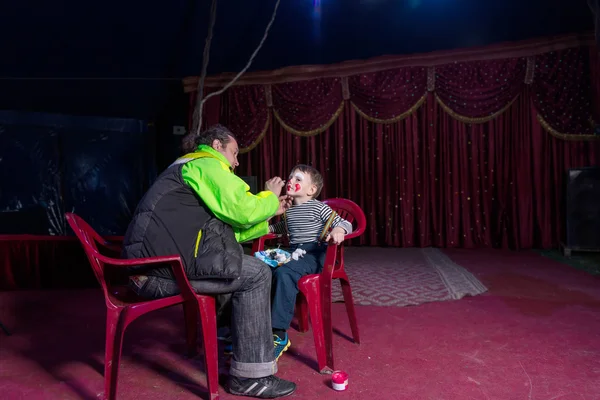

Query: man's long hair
[181,124,236,154]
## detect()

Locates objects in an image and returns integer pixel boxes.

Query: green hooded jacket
[179,144,279,243]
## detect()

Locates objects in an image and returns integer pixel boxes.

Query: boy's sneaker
[223,331,292,359]
[274,333,291,361]
[228,375,296,398]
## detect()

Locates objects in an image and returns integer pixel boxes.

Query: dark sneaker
[217,326,232,341]
[228,375,296,398]
[219,327,233,355]
[274,333,291,361]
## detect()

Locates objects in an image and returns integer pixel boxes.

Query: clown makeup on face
[285,164,323,205]
[287,171,305,194]
[286,170,316,205]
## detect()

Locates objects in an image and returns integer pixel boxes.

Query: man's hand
[265,177,285,196]
[326,227,346,245]
[275,195,292,216]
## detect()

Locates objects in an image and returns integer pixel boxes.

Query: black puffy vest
[121,162,243,280]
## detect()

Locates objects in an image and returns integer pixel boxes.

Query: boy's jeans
[130,254,277,378]
[271,242,327,331]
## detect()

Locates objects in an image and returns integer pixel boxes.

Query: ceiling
[0,0,594,118]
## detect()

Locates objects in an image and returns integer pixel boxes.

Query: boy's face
[286,169,315,198]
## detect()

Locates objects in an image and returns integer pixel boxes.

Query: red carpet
[1,249,600,399]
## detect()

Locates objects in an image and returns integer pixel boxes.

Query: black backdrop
[0,110,156,236]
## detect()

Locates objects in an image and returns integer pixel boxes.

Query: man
[122,124,296,398]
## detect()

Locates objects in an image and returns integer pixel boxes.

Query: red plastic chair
[253,198,367,373]
[66,213,219,400]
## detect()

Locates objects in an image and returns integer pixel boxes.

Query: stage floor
[1,249,599,400]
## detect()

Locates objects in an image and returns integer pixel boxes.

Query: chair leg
[197,296,219,400]
[105,309,127,400]
[339,275,360,344]
[295,294,309,333]
[303,280,333,374]
[320,280,335,374]
[183,302,199,357]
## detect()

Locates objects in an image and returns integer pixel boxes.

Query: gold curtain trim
[537,114,599,141]
[341,76,350,100]
[427,67,436,92]
[524,56,536,84]
[265,84,273,107]
[239,113,271,154]
[272,101,345,136]
[350,94,426,124]
[435,93,518,124]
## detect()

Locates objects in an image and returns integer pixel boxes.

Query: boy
[269,164,353,360]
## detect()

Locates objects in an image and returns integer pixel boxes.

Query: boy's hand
[326,227,346,245]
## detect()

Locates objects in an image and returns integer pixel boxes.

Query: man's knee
[242,255,271,286]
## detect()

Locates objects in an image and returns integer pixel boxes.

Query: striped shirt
[269,199,353,245]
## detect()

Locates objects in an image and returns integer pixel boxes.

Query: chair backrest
[65,212,113,300]
[323,198,367,240]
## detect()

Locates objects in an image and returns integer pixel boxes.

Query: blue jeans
[131,254,277,379]
[271,242,326,331]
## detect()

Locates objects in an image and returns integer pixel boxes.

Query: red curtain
[193,45,600,250]
[234,90,598,249]
[590,45,600,121]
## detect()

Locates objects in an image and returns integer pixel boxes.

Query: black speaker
[565,167,600,252]
[239,176,258,194]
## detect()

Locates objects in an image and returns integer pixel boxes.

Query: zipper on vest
[194,229,203,257]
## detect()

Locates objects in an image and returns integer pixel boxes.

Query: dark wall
[0,79,188,171]
[0,111,157,235]
[1,0,592,80]
[0,0,593,166]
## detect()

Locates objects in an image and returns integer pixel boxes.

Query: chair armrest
[262,233,280,240]
[94,252,197,300]
[97,254,181,267]
[252,233,282,253]
[344,231,362,240]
